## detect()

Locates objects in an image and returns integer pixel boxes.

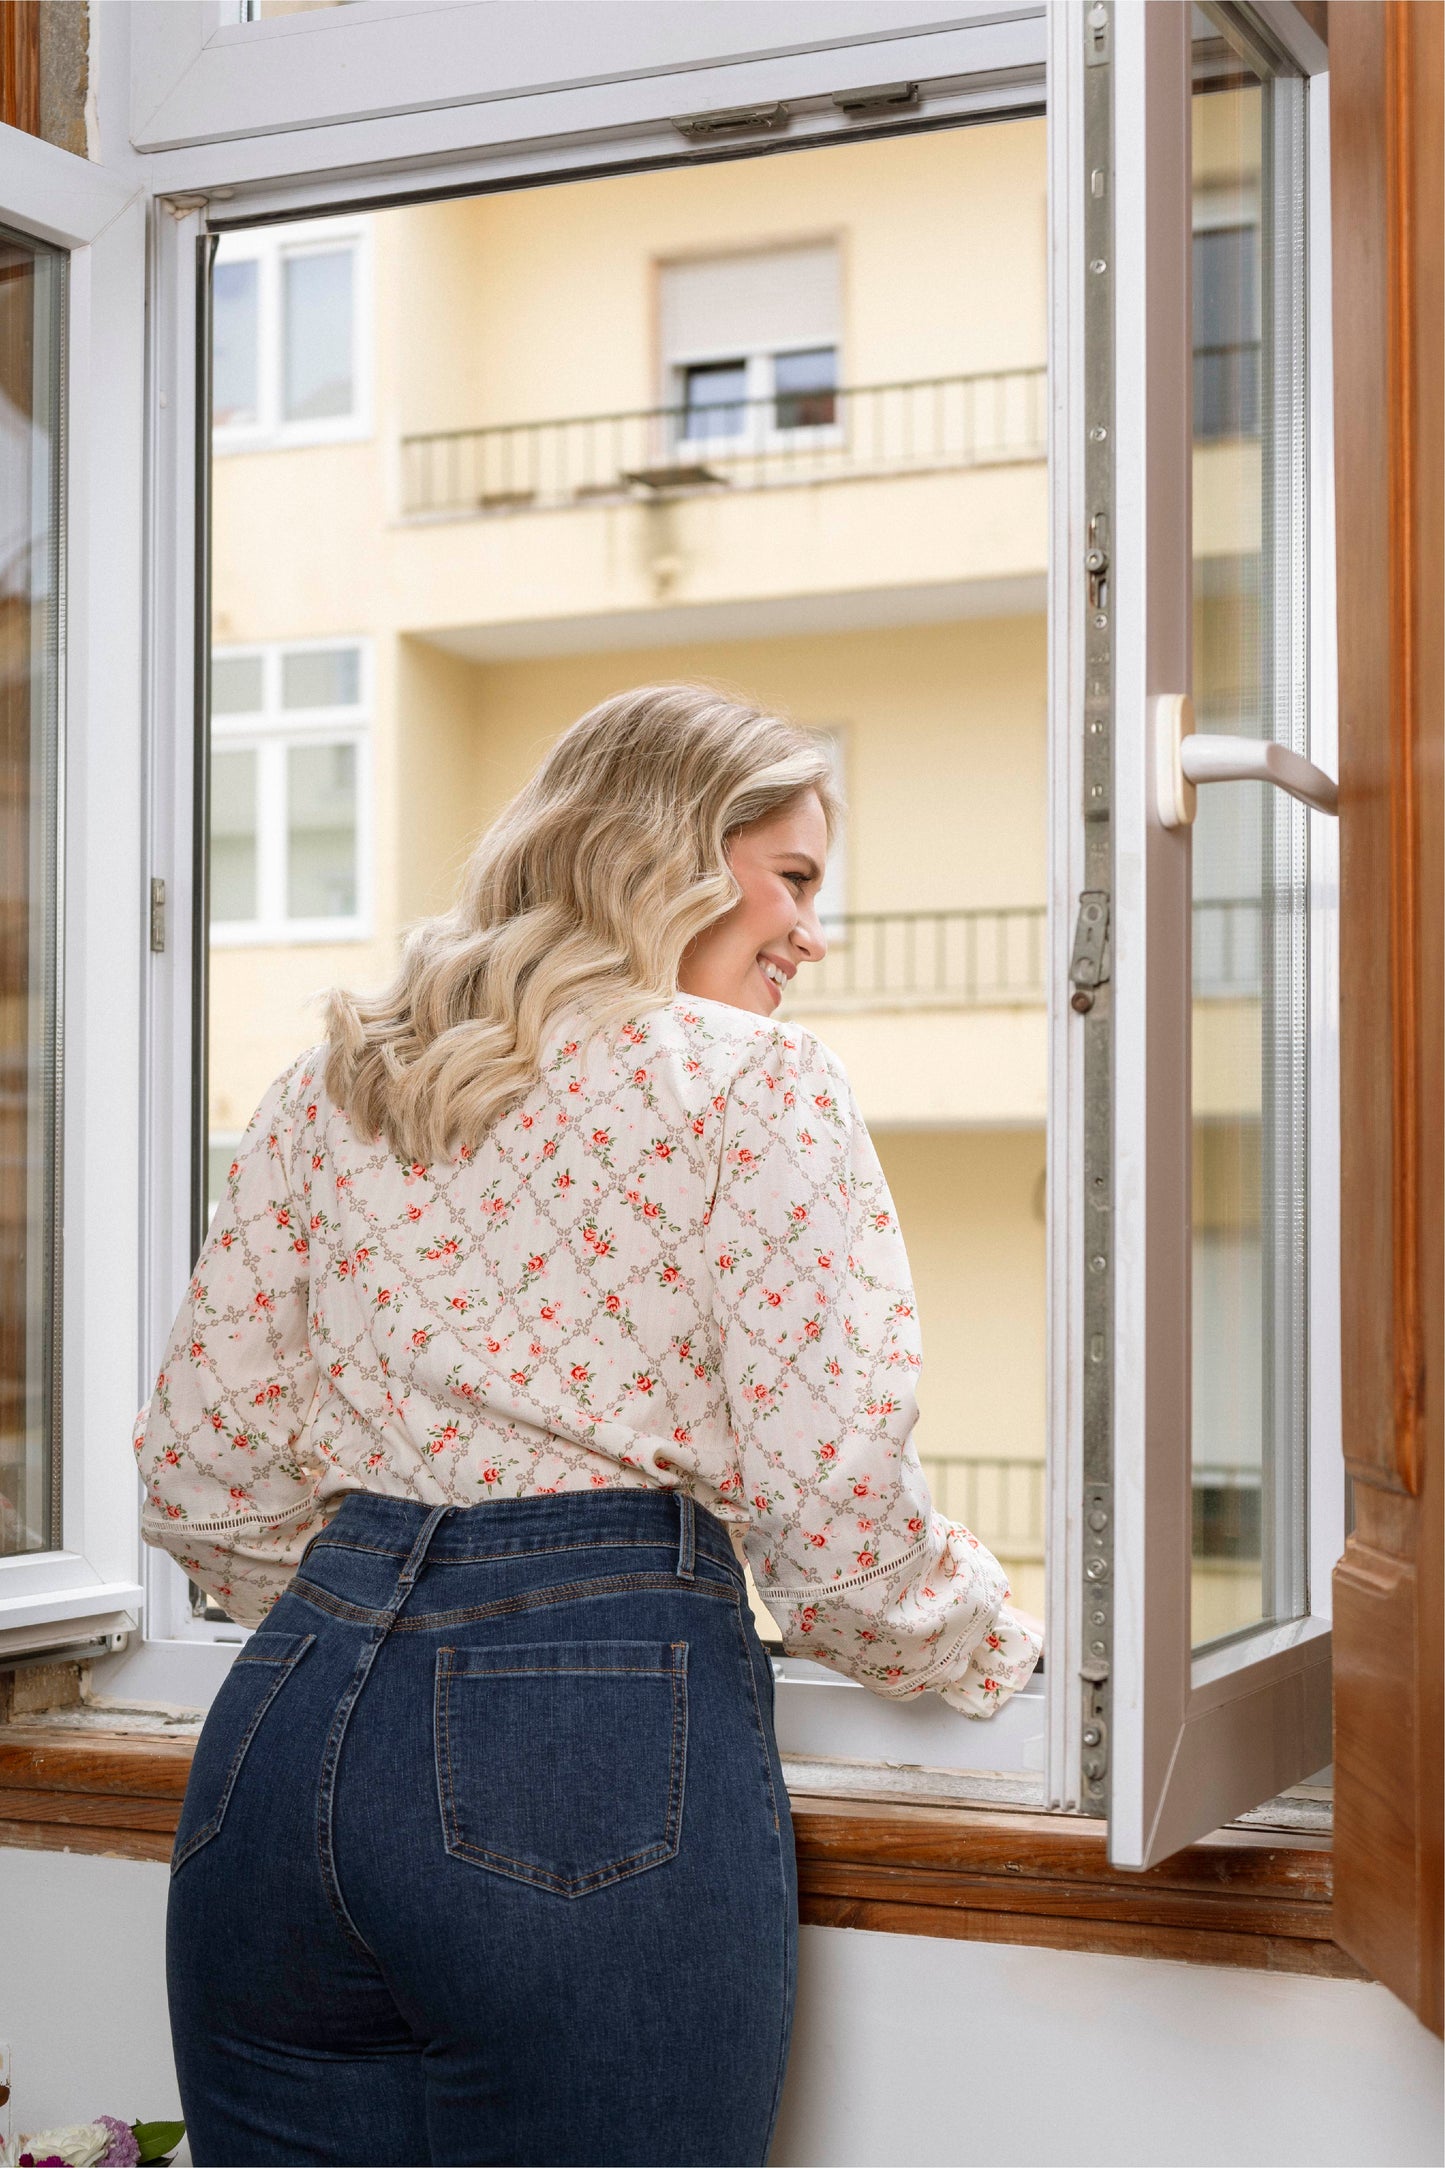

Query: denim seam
[313,1634,390,1961]
[291,1568,737,1633]
[312,1504,453,1960]
[434,1641,690,1897]
[733,1605,782,1838]
[171,1636,315,1874]
[311,1533,742,1578]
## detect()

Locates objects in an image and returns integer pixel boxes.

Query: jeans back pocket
[435,1640,688,1898]
[172,1630,315,1874]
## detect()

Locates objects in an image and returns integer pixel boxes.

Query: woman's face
[678,789,829,1017]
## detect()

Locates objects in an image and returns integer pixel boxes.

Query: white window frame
[210,636,374,944]
[212,217,371,453]
[0,136,149,1660]
[1099,1,1339,1869]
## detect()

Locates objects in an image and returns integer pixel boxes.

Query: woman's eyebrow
[776,854,822,881]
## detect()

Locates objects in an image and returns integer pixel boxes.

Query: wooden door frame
[1329,0,1444,2037]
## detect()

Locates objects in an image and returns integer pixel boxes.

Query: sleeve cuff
[937,1603,1043,1718]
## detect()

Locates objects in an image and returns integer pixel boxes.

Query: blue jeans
[167,1490,798,2167]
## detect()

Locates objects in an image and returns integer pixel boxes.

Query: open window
[0,134,147,1659]
[90,0,1346,1860]
[1071,0,1339,1866]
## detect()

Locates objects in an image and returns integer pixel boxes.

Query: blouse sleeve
[707,1030,1041,1716]
[133,1051,326,1627]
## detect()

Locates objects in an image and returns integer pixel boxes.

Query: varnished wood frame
[1328,0,1444,2036]
[0,1725,1363,1980]
[0,1,40,138]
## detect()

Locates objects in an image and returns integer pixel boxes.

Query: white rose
[5,2125,111,2168]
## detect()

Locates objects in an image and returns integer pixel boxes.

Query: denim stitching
[313,1504,453,1958]
[313,1636,389,1959]
[436,1641,690,1897]
[391,1571,737,1631]
[733,1605,782,1837]
[171,1636,315,1873]
[292,1566,739,1633]
[311,1532,742,1579]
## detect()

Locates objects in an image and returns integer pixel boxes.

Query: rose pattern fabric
[135,998,1041,1716]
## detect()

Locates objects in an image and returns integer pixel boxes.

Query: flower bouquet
[2,2119,185,2168]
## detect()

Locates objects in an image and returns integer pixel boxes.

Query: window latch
[672,102,789,141]
[1068,889,1110,1013]
[149,877,166,955]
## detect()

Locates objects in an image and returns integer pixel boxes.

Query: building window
[209,640,370,943]
[1193,213,1260,442]
[661,241,842,448]
[212,218,369,449]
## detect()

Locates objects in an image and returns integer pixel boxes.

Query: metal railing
[918,1454,1046,1562]
[400,368,1047,518]
[783,900,1267,1013]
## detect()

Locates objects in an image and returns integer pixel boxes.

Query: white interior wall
[2,1849,1440,2168]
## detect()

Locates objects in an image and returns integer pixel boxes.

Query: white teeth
[761,960,787,988]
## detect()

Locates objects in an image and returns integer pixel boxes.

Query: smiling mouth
[758,955,791,1002]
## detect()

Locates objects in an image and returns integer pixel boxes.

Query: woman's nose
[791,905,828,964]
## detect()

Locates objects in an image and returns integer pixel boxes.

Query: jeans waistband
[311,1485,743,1584]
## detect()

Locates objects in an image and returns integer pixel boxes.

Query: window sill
[0,1720,1364,1981]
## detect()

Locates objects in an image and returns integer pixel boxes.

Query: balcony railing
[785,900,1266,1013]
[399,368,1047,519]
[915,1456,1261,1564]
[919,1454,1046,1563]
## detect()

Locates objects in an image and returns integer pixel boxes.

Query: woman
[137,683,1041,2168]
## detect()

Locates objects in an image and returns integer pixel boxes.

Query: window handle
[1154,693,1340,829]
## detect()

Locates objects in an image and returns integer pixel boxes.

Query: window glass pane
[1193,225,1260,440]
[211,748,260,923]
[212,653,264,715]
[287,742,358,919]
[773,346,838,429]
[0,228,63,1558]
[282,249,355,422]
[680,360,748,441]
[213,258,261,429]
[1190,20,1308,1648]
[281,645,360,710]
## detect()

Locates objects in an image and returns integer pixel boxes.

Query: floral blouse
[135,997,1041,1716]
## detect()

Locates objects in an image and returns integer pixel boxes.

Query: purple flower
[95,2124,139,2168]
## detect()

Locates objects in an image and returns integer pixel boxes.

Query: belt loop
[389,1503,452,1617]
[675,1490,696,1582]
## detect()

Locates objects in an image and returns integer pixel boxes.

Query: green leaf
[131,2121,187,2163]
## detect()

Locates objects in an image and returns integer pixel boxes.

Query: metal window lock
[1068,890,1111,1013]
[672,103,788,141]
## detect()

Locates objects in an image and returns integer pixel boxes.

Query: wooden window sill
[0,1723,1365,1981]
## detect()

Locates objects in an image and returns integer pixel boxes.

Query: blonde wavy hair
[323,683,840,1162]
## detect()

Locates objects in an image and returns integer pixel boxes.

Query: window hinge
[1068,889,1110,1012]
[672,102,789,141]
[150,877,166,954]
